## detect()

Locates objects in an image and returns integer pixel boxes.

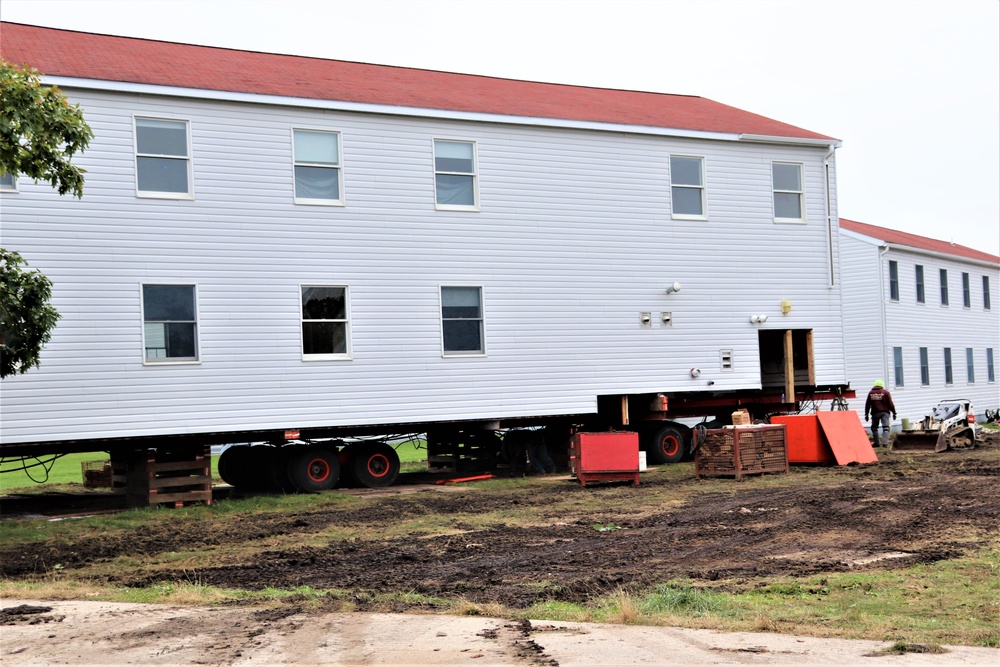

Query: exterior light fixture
[665,282,682,295]
[750,314,769,324]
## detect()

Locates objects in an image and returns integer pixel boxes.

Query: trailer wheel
[286,445,339,492]
[219,445,270,489]
[349,443,400,488]
[646,424,687,465]
[270,446,302,493]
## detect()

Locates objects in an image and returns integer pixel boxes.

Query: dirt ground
[1,433,999,664]
[3,599,999,666]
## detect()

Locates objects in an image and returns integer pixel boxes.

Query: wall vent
[720,349,734,371]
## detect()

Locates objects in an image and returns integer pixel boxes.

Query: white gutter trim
[739,133,842,148]
[43,75,828,145]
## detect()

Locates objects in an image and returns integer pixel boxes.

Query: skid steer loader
[890,399,980,452]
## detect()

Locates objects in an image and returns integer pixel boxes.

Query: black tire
[646,424,687,465]
[286,445,340,492]
[349,443,400,488]
[269,446,301,493]
[218,445,268,489]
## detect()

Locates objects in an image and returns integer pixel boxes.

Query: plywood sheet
[816,411,879,465]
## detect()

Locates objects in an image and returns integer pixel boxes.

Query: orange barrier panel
[816,411,879,465]
[770,414,835,464]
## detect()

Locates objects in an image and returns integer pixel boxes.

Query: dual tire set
[217,442,400,493]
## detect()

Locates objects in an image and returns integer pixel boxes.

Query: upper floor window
[0,171,17,192]
[441,286,484,355]
[135,118,191,197]
[962,272,971,308]
[985,276,992,310]
[293,129,342,205]
[939,269,949,306]
[772,162,804,222]
[888,260,899,301]
[142,284,198,362]
[670,155,705,219]
[434,140,478,210]
[892,346,904,387]
[301,286,350,359]
[915,265,925,303]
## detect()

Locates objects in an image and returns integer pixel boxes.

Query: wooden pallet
[124,446,213,508]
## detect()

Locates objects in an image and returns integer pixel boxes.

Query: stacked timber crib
[120,445,213,508]
[695,425,788,479]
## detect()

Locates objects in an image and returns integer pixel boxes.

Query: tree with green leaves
[1,61,90,377]
[1,60,93,196]
[1,249,60,379]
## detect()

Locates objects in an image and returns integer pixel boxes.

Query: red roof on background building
[840,219,999,264]
[0,22,835,141]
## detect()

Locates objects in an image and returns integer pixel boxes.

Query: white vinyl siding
[293,129,343,205]
[134,117,192,197]
[669,155,705,219]
[1,88,852,444]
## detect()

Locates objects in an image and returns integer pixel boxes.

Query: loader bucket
[889,431,941,451]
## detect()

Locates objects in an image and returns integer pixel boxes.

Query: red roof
[1,22,834,141]
[840,219,999,264]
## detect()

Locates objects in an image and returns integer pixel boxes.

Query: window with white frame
[943,347,953,385]
[939,269,949,306]
[135,118,191,196]
[772,162,804,222]
[892,346,904,387]
[142,284,198,362]
[434,140,477,209]
[0,171,17,192]
[988,348,995,383]
[888,260,899,301]
[670,155,705,218]
[919,347,929,385]
[984,275,992,310]
[966,347,975,383]
[293,129,342,204]
[441,286,484,354]
[301,286,350,358]
[915,265,925,303]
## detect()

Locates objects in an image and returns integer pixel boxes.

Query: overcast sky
[4,0,999,255]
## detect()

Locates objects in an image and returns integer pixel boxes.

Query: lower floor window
[441,286,484,354]
[142,284,198,361]
[301,286,349,357]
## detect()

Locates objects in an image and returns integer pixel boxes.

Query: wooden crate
[696,425,787,479]
[124,445,213,508]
